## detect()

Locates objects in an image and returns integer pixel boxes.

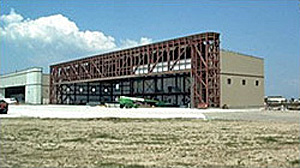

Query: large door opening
[5,86,25,103]
[58,73,191,107]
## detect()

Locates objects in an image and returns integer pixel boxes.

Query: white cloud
[0,9,153,72]
[0,9,23,24]
[1,9,116,54]
[140,37,153,45]
[120,37,153,49]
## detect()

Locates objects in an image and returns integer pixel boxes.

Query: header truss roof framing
[50,32,220,108]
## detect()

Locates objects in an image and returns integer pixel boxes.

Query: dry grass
[0,118,299,167]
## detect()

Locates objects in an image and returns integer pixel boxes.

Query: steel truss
[50,32,220,108]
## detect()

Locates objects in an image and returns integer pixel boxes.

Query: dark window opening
[227,78,231,85]
[242,79,246,85]
[255,80,259,86]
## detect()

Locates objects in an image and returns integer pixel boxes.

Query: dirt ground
[204,110,300,123]
[0,115,299,168]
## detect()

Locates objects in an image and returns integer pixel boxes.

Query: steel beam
[50,32,220,108]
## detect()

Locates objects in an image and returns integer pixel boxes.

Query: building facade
[0,67,50,104]
[49,32,264,108]
[220,50,264,108]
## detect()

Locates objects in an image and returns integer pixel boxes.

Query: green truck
[119,96,177,108]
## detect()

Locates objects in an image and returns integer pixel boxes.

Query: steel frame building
[50,32,220,108]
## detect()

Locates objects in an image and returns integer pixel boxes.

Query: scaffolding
[50,32,220,108]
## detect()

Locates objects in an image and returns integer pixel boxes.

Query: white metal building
[0,67,49,104]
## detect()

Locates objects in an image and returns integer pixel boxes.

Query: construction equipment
[119,96,178,108]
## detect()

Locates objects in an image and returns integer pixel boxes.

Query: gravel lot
[0,117,299,167]
[0,106,299,167]
[204,110,300,123]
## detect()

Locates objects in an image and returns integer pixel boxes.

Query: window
[115,84,120,90]
[227,78,231,85]
[255,80,259,86]
[242,79,246,85]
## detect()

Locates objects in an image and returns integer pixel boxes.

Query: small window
[255,80,259,86]
[115,84,120,90]
[242,79,246,85]
[227,78,231,85]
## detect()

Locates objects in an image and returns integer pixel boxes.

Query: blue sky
[0,0,299,98]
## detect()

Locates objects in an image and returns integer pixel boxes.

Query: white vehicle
[265,96,287,103]
[0,97,18,104]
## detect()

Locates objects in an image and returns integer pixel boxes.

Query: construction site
[1,32,299,168]
[49,32,264,109]
[1,0,300,167]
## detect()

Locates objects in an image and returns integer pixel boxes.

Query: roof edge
[221,49,264,60]
[0,67,43,77]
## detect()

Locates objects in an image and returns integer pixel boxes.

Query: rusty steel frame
[50,32,220,108]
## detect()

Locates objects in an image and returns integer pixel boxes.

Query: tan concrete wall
[221,50,264,75]
[220,50,264,108]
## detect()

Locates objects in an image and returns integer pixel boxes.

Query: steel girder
[191,33,220,108]
[50,32,220,108]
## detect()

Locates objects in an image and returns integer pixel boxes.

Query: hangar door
[5,86,25,103]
